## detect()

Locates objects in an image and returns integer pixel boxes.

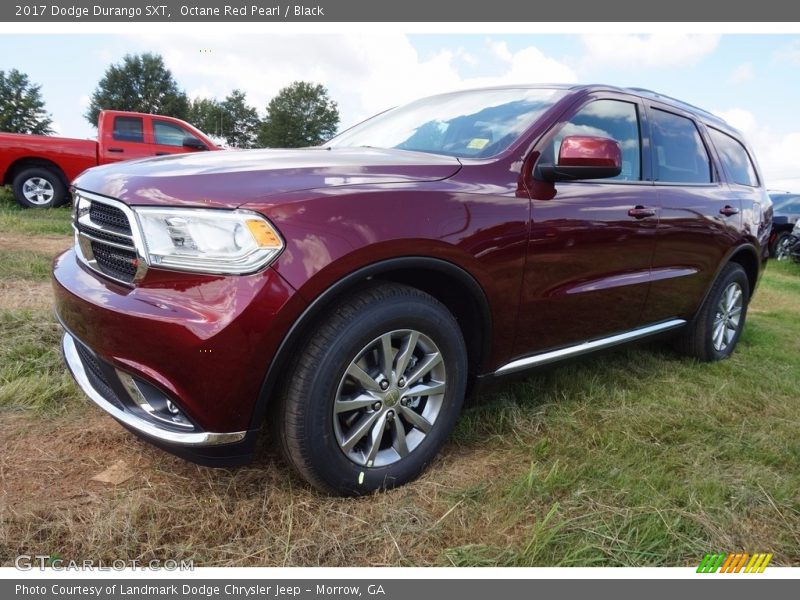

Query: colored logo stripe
[697,552,773,573]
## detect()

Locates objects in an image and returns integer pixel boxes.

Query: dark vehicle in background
[773,219,800,263]
[767,192,800,258]
[0,110,218,208]
[53,84,772,495]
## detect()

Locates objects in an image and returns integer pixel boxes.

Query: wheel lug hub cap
[384,389,400,407]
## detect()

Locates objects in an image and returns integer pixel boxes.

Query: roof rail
[626,87,724,123]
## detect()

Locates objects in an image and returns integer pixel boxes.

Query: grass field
[1,184,798,567]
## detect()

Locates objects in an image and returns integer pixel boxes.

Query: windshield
[326,88,566,159]
[771,194,800,213]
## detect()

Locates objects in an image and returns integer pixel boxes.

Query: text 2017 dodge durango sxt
[53,85,772,495]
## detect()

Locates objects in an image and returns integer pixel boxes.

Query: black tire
[769,231,792,258]
[771,233,797,261]
[12,167,68,209]
[674,262,750,362]
[276,283,467,496]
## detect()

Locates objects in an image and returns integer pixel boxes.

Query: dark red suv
[53,85,772,495]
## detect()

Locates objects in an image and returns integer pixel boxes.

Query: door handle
[720,205,740,217]
[155,152,169,156]
[628,206,656,219]
[107,147,124,153]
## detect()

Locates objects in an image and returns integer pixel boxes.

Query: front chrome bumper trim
[62,332,246,447]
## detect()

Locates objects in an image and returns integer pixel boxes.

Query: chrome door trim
[495,319,687,376]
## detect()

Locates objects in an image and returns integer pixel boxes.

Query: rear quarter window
[708,128,759,187]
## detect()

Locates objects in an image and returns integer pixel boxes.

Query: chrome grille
[73,191,146,285]
[90,241,139,282]
[89,202,132,235]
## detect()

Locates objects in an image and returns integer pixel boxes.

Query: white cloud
[580,34,720,69]
[774,39,800,66]
[728,62,754,84]
[714,108,800,190]
[714,108,757,135]
[489,40,513,62]
[124,33,576,130]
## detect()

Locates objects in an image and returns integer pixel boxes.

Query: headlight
[133,208,284,274]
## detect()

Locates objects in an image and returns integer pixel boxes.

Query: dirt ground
[0,233,72,255]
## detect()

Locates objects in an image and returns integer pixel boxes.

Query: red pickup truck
[1,110,219,208]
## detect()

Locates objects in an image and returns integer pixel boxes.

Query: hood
[73,147,461,208]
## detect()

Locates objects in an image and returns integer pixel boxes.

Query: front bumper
[62,332,245,446]
[53,247,304,466]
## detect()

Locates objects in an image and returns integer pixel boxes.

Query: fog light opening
[115,370,195,430]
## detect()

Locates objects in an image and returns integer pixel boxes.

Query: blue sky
[1,33,799,188]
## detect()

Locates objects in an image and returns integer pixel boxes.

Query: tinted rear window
[113,117,144,143]
[709,128,759,187]
[771,195,800,213]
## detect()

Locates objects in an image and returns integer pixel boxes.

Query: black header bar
[3,0,800,22]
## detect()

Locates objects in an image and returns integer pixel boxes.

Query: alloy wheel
[712,282,743,352]
[333,329,446,468]
[774,237,794,261]
[22,177,55,206]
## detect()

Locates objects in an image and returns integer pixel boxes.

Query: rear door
[641,104,744,324]
[516,94,659,356]
[100,114,153,163]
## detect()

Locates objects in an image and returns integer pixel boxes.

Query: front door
[150,119,201,156]
[515,96,659,357]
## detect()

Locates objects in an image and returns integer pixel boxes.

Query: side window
[112,116,144,143]
[547,99,641,181]
[708,128,759,187]
[153,121,191,147]
[650,109,711,184]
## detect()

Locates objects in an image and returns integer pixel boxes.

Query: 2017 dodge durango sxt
[53,85,772,495]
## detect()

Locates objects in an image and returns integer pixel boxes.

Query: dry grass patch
[0,233,72,256]
[0,279,53,311]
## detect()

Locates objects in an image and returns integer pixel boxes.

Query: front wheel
[674,262,750,362]
[276,283,467,496]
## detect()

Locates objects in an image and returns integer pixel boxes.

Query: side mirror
[538,135,622,182]
[182,136,208,150]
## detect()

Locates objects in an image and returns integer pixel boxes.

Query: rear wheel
[674,262,750,362]
[12,167,68,209]
[276,283,467,496]
[773,233,795,261]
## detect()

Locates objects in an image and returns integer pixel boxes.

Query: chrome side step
[494,319,687,376]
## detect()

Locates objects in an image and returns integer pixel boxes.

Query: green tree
[258,81,339,148]
[219,90,261,148]
[85,53,189,126]
[189,96,222,138]
[0,69,53,135]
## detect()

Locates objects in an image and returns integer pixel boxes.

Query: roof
[414,83,738,133]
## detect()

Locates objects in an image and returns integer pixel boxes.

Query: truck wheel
[12,167,68,209]
[674,262,750,362]
[277,283,467,496]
